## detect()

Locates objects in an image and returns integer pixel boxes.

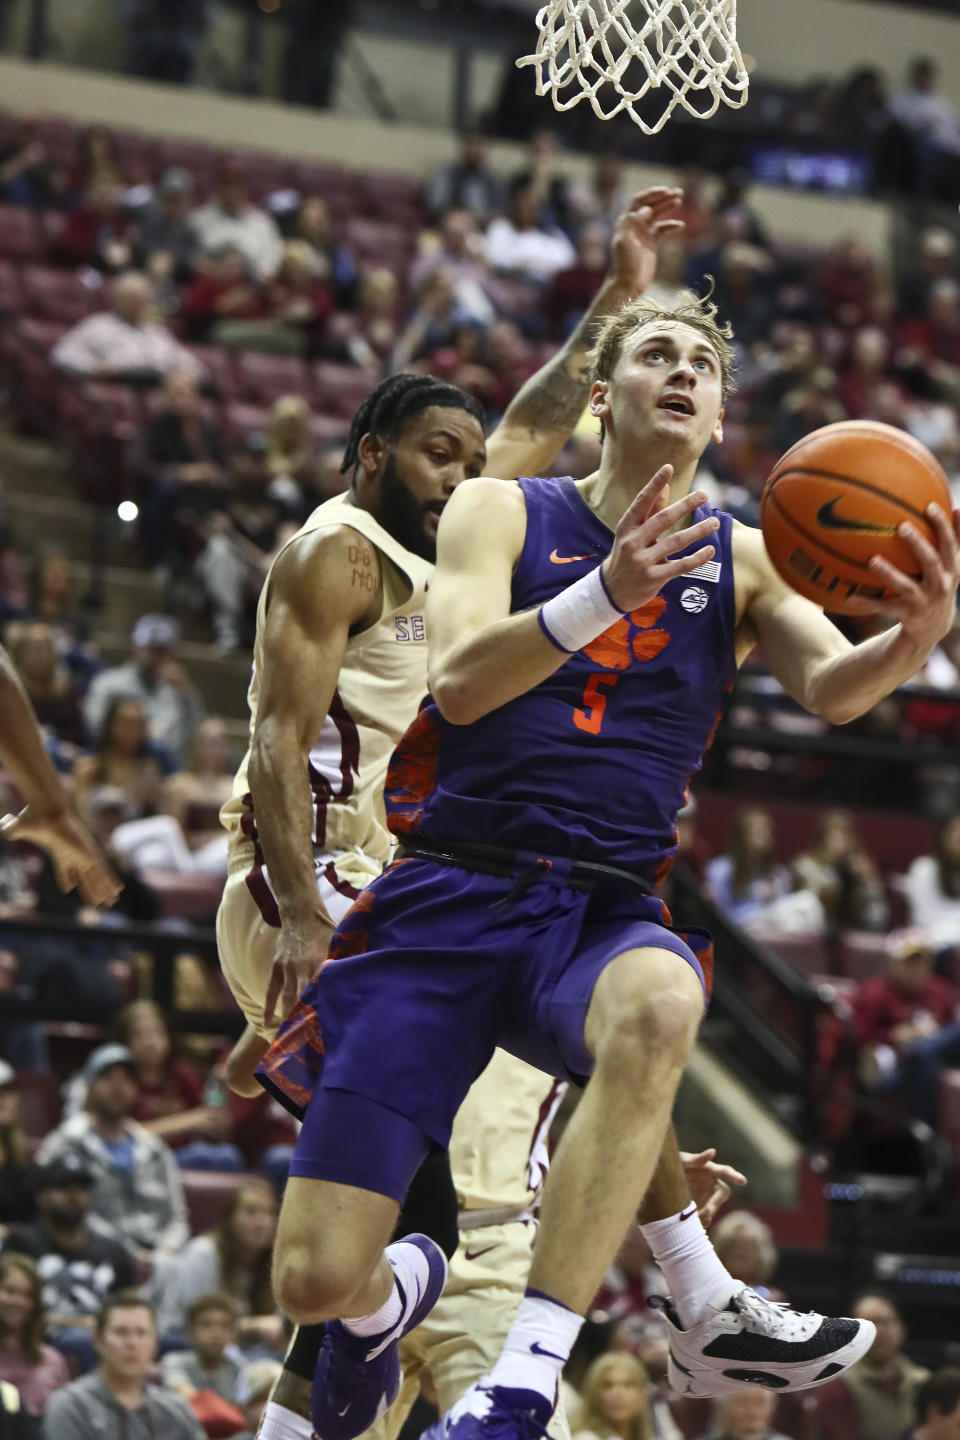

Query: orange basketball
[760,420,952,615]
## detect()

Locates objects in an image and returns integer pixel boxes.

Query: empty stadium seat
[181,1169,248,1234]
[754,930,832,977]
[309,412,350,447]
[223,402,270,447]
[16,1069,62,1140]
[837,930,889,981]
[0,205,40,261]
[310,361,375,419]
[0,257,19,316]
[184,344,236,400]
[22,265,105,324]
[139,870,225,922]
[235,352,309,407]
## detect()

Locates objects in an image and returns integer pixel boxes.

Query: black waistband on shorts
[395,836,654,906]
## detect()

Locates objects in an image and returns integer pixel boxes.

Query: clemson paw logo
[582,596,671,671]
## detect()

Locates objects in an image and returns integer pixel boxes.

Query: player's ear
[357,431,387,478]
[712,407,724,444]
[589,379,610,423]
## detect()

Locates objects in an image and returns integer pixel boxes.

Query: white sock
[343,1277,402,1338]
[639,1208,736,1329]
[486,1292,583,1408]
[257,1401,314,1440]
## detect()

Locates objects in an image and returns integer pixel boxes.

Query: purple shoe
[311,1233,448,1440]
[420,1380,553,1440]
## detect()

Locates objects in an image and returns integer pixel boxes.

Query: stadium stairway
[0,428,252,732]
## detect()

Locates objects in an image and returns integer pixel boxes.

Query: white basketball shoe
[653,1282,876,1398]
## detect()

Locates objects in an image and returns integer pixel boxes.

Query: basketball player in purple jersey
[261,294,959,1430]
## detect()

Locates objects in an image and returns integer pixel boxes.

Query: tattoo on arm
[348,543,378,593]
[502,304,600,437]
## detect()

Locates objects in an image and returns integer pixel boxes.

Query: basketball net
[516,0,749,136]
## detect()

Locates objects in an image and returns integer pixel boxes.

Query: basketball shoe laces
[728,1288,791,1336]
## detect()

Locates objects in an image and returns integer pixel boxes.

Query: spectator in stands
[889,58,960,175]
[83,613,202,767]
[161,717,234,853]
[265,396,319,513]
[410,209,496,328]
[179,244,265,346]
[839,327,894,418]
[818,237,877,333]
[263,239,336,356]
[570,152,629,231]
[6,623,85,751]
[114,1000,241,1172]
[234,1358,282,1439]
[131,167,198,284]
[289,195,357,308]
[56,181,132,273]
[814,1292,929,1440]
[899,227,958,322]
[51,272,202,384]
[907,1369,960,1440]
[0,115,52,209]
[548,222,612,341]
[701,1388,789,1440]
[484,175,576,286]
[156,1178,281,1352]
[26,552,95,677]
[704,808,793,926]
[0,1062,38,1231]
[67,126,124,197]
[161,1294,243,1404]
[32,785,161,927]
[851,927,960,1125]
[138,370,229,573]
[73,697,166,823]
[711,1213,780,1301]
[391,269,473,372]
[0,1256,68,1417]
[903,815,960,957]
[322,266,401,370]
[713,167,768,248]
[188,162,283,282]
[593,1227,666,1370]
[484,319,538,415]
[571,1352,652,1440]
[42,1291,205,1439]
[37,1044,190,1263]
[711,242,775,351]
[425,129,502,224]
[792,810,889,934]
[3,1155,138,1376]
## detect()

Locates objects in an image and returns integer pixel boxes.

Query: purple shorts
[258,851,712,1198]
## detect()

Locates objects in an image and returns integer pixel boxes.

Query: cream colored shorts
[217,846,380,1041]
[362,1221,569,1440]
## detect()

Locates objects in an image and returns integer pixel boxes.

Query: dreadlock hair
[340,373,485,480]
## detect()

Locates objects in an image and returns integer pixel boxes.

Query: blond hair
[590,289,736,399]
[572,1353,653,1440]
[712,1210,778,1283]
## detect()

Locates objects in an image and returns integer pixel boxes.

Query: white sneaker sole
[668,1317,877,1398]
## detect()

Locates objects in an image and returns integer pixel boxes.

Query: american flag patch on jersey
[682,559,722,583]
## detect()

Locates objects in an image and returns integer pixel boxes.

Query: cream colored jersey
[452,1049,566,1215]
[221,493,432,912]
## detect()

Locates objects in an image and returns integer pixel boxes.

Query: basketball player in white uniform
[216,191,742,1440]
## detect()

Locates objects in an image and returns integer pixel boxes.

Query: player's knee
[274,1245,357,1325]
[594,973,701,1071]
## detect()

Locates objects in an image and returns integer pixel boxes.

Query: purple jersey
[386,476,737,884]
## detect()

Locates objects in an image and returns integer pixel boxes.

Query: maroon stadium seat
[753,931,832,978]
[0,257,21,317]
[139,870,225,922]
[235,352,309,407]
[0,205,40,261]
[310,361,375,419]
[181,1169,249,1235]
[36,210,66,261]
[22,265,105,324]
[345,216,416,263]
[185,345,237,400]
[16,1069,62,1141]
[223,402,270,447]
[836,930,889,982]
[309,412,350,447]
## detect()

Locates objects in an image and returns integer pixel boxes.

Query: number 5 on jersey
[573,673,620,735]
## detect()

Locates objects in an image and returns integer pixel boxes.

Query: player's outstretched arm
[429,468,718,724]
[0,645,119,907]
[484,188,684,482]
[248,526,380,1025]
[741,504,960,724]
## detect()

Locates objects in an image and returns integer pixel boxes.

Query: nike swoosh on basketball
[464,1244,496,1261]
[549,549,598,564]
[816,497,898,535]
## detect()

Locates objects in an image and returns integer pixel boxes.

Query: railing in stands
[669,860,822,1142]
[0,912,242,1039]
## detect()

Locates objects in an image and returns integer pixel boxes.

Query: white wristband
[538,565,625,654]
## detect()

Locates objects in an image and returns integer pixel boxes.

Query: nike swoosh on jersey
[464,1245,497,1261]
[816,498,898,535]
[549,549,598,564]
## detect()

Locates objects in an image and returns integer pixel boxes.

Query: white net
[516,0,749,136]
